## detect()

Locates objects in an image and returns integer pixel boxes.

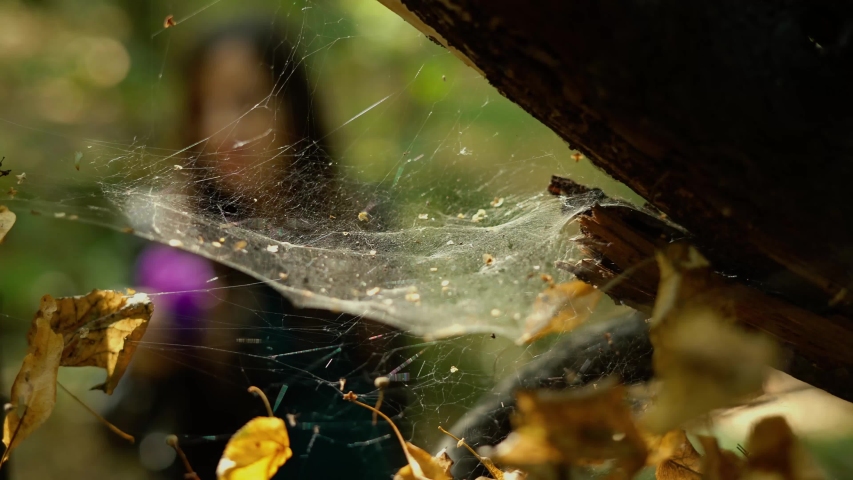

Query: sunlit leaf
[216,416,292,480]
[642,244,778,434]
[0,205,15,243]
[517,280,602,344]
[1,316,64,464]
[492,378,647,479]
[394,443,453,480]
[29,290,152,394]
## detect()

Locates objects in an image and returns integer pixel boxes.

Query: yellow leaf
[641,244,777,434]
[394,443,453,480]
[0,205,15,243]
[492,378,647,479]
[1,317,64,464]
[742,416,825,480]
[29,290,153,394]
[217,416,292,480]
[517,280,602,344]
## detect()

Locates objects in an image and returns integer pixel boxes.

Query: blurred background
[2,1,852,479]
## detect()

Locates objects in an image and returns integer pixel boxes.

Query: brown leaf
[642,244,777,434]
[492,377,647,479]
[648,430,702,479]
[742,416,825,480]
[1,316,64,464]
[29,290,153,394]
[697,436,743,480]
[394,443,453,480]
[0,205,15,243]
[517,280,602,344]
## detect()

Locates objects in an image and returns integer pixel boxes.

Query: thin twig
[248,386,273,417]
[57,382,134,443]
[438,425,503,479]
[166,435,200,480]
[343,392,410,459]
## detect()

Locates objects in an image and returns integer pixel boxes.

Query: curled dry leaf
[217,416,292,480]
[742,416,825,480]
[641,243,777,434]
[517,280,602,344]
[0,205,15,243]
[29,290,153,394]
[1,317,64,464]
[394,443,453,480]
[492,377,647,479]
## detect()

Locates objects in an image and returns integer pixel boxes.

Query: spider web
[0,1,649,478]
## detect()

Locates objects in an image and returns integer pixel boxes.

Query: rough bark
[381,0,853,389]
[550,176,853,400]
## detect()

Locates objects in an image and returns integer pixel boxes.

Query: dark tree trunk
[381,0,853,393]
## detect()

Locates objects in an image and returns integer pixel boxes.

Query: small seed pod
[374,376,390,389]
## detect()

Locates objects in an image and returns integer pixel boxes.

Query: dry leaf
[492,378,647,479]
[29,290,153,394]
[742,416,825,480]
[517,280,602,344]
[641,244,777,434]
[647,430,702,479]
[0,205,15,243]
[217,416,292,480]
[697,436,743,480]
[394,443,453,480]
[1,317,64,464]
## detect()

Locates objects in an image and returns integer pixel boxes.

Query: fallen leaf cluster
[488,378,825,479]
[484,243,823,480]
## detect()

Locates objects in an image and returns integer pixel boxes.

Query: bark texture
[551,176,853,401]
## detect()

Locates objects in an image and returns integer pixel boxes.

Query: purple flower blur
[135,244,217,328]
